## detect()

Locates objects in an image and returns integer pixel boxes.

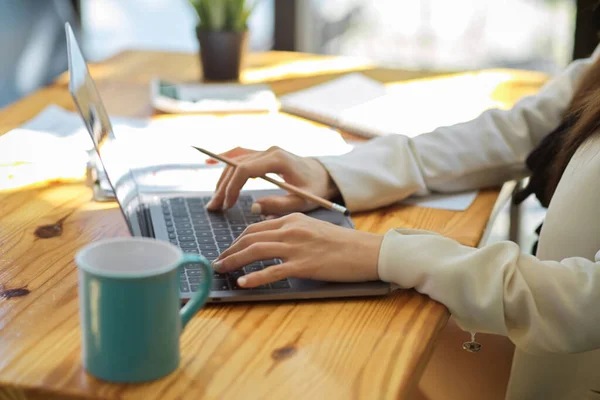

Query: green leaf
[190,0,209,30]
[192,0,255,32]
[209,0,227,30]
[234,8,252,32]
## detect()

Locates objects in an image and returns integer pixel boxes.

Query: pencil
[192,146,350,216]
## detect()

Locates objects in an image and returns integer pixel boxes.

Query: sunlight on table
[242,55,373,83]
[0,164,86,191]
[0,109,352,192]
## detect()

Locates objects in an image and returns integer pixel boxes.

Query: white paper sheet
[399,190,478,211]
[112,113,355,166]
[0,105,352,190]
[99,113,356,193]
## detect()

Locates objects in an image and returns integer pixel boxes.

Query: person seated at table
[205,24,600,400]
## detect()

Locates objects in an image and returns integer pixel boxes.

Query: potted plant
[189,0,255,81]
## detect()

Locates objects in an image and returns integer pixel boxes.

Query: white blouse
[317,45,600,399]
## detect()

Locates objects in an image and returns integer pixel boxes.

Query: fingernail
[250,203,261,214]
[238,276,247,287]
[212,260,222,272]
[206,198,216,209]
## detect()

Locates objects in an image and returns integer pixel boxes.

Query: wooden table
[0,51,546,400]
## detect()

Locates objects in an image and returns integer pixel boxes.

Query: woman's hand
[205,146,339,215]
[212,213,383,288]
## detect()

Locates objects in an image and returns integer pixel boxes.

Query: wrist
[369,233,384,281]
[352,231,384,281]
[308,157,341,200]
[324,173,341,200]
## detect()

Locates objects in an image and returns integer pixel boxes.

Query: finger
[214,153,255,191]
[206,165,234,210]
[217,230,283,262]
[205,147,258,165]
[237,263,292,288]
[218,152,268,209]
[236,217,286,239]
[208,153,256,208]
[226,218,286,250]
[215,164,233,190]
[224,155,288,209]
[221,147,257,159]
[252,195,309,216]
[212,243,287,273]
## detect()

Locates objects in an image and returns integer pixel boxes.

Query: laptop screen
[65,23,145,237]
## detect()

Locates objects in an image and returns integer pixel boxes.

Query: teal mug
[75,237,212,383]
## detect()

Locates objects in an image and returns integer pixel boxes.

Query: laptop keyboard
[160,195,291,293]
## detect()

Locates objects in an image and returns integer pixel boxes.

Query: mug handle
[178,254,213,329]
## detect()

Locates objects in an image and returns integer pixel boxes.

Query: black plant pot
[196,29,248,81]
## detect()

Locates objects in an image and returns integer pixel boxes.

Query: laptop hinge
[136,206,155,238]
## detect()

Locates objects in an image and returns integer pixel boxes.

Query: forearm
[378,229,600,354]
[316,51,597,212]
[316,135,426,211]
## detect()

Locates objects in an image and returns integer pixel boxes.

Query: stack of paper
[151,79,279,113]
[0,106,92,189]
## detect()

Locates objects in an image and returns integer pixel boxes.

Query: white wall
[82,0,274,61]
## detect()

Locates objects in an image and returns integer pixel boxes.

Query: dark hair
[548,55,600,199]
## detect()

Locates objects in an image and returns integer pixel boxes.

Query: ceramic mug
[75,237,212,383]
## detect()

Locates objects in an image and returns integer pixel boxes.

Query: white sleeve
[316,47,600,212]
[378,229,600,354]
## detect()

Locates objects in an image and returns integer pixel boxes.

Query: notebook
[279,73,388,138]
[279,72,505,138]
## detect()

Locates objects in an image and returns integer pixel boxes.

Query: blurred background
[1,0,598,109]
[0,2,580,299]
[0,0,597,251]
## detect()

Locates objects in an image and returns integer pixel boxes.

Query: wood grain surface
[0,51,545,399]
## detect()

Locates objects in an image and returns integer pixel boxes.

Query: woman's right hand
[205,146,340,215]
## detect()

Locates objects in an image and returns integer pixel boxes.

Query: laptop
[65,23,391,302]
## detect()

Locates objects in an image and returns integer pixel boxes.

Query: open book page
[280,71,510,138]
[339,72,506,137]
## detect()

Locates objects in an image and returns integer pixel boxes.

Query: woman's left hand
[212,213,384,288]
